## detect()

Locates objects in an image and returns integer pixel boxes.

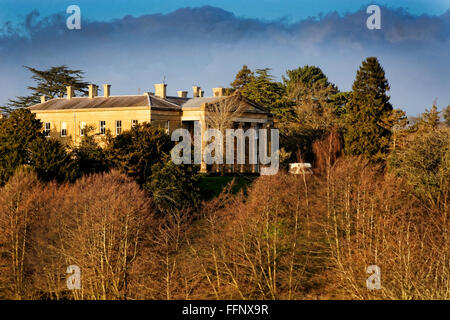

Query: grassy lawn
[199,175,258,200]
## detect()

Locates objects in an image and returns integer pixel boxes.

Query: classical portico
[29,83,274,173]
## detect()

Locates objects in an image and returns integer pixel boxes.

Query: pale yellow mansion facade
[28,83,274,173]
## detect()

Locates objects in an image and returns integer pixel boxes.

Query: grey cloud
[0,5,449,114]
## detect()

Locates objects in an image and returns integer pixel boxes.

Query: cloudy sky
[0,0,449,115]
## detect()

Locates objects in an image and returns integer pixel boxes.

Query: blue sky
[0,1,449,115]
[1,0,448,22]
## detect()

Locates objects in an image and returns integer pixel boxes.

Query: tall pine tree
[239,68,286,114]
[4,65,89,111]
[230,65,255,90]
[0,109,42,185]
[344,57,393,162]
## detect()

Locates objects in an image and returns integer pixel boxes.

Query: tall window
[164,120,170,134]
[80,122,86,136]
[116,120,122,135]
[61,122,67,137]
[100,121,106,135]
[132,120,138,128]
[44,122,50,137]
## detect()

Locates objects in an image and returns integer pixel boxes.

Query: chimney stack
[154,83,167,99]
[40,95,46,103]
[213,87,225,97]
[66,86,74,99]
[177,90,188,98]
[88,84,98,98]
[103,84,111,98]
[192,86,201,98]
[199,89,204,97]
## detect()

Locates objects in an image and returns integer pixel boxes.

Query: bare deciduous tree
[205,95,246,134]
[205,95,247,173]
[0,169,41,299]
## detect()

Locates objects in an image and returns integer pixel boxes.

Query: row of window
[43,120,141,137]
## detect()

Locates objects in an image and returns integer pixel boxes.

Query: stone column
[231,122,237,173]
[199,120,207,173]
[262,122,271,172]
[251,122,258,173]
[239,122,245,173]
